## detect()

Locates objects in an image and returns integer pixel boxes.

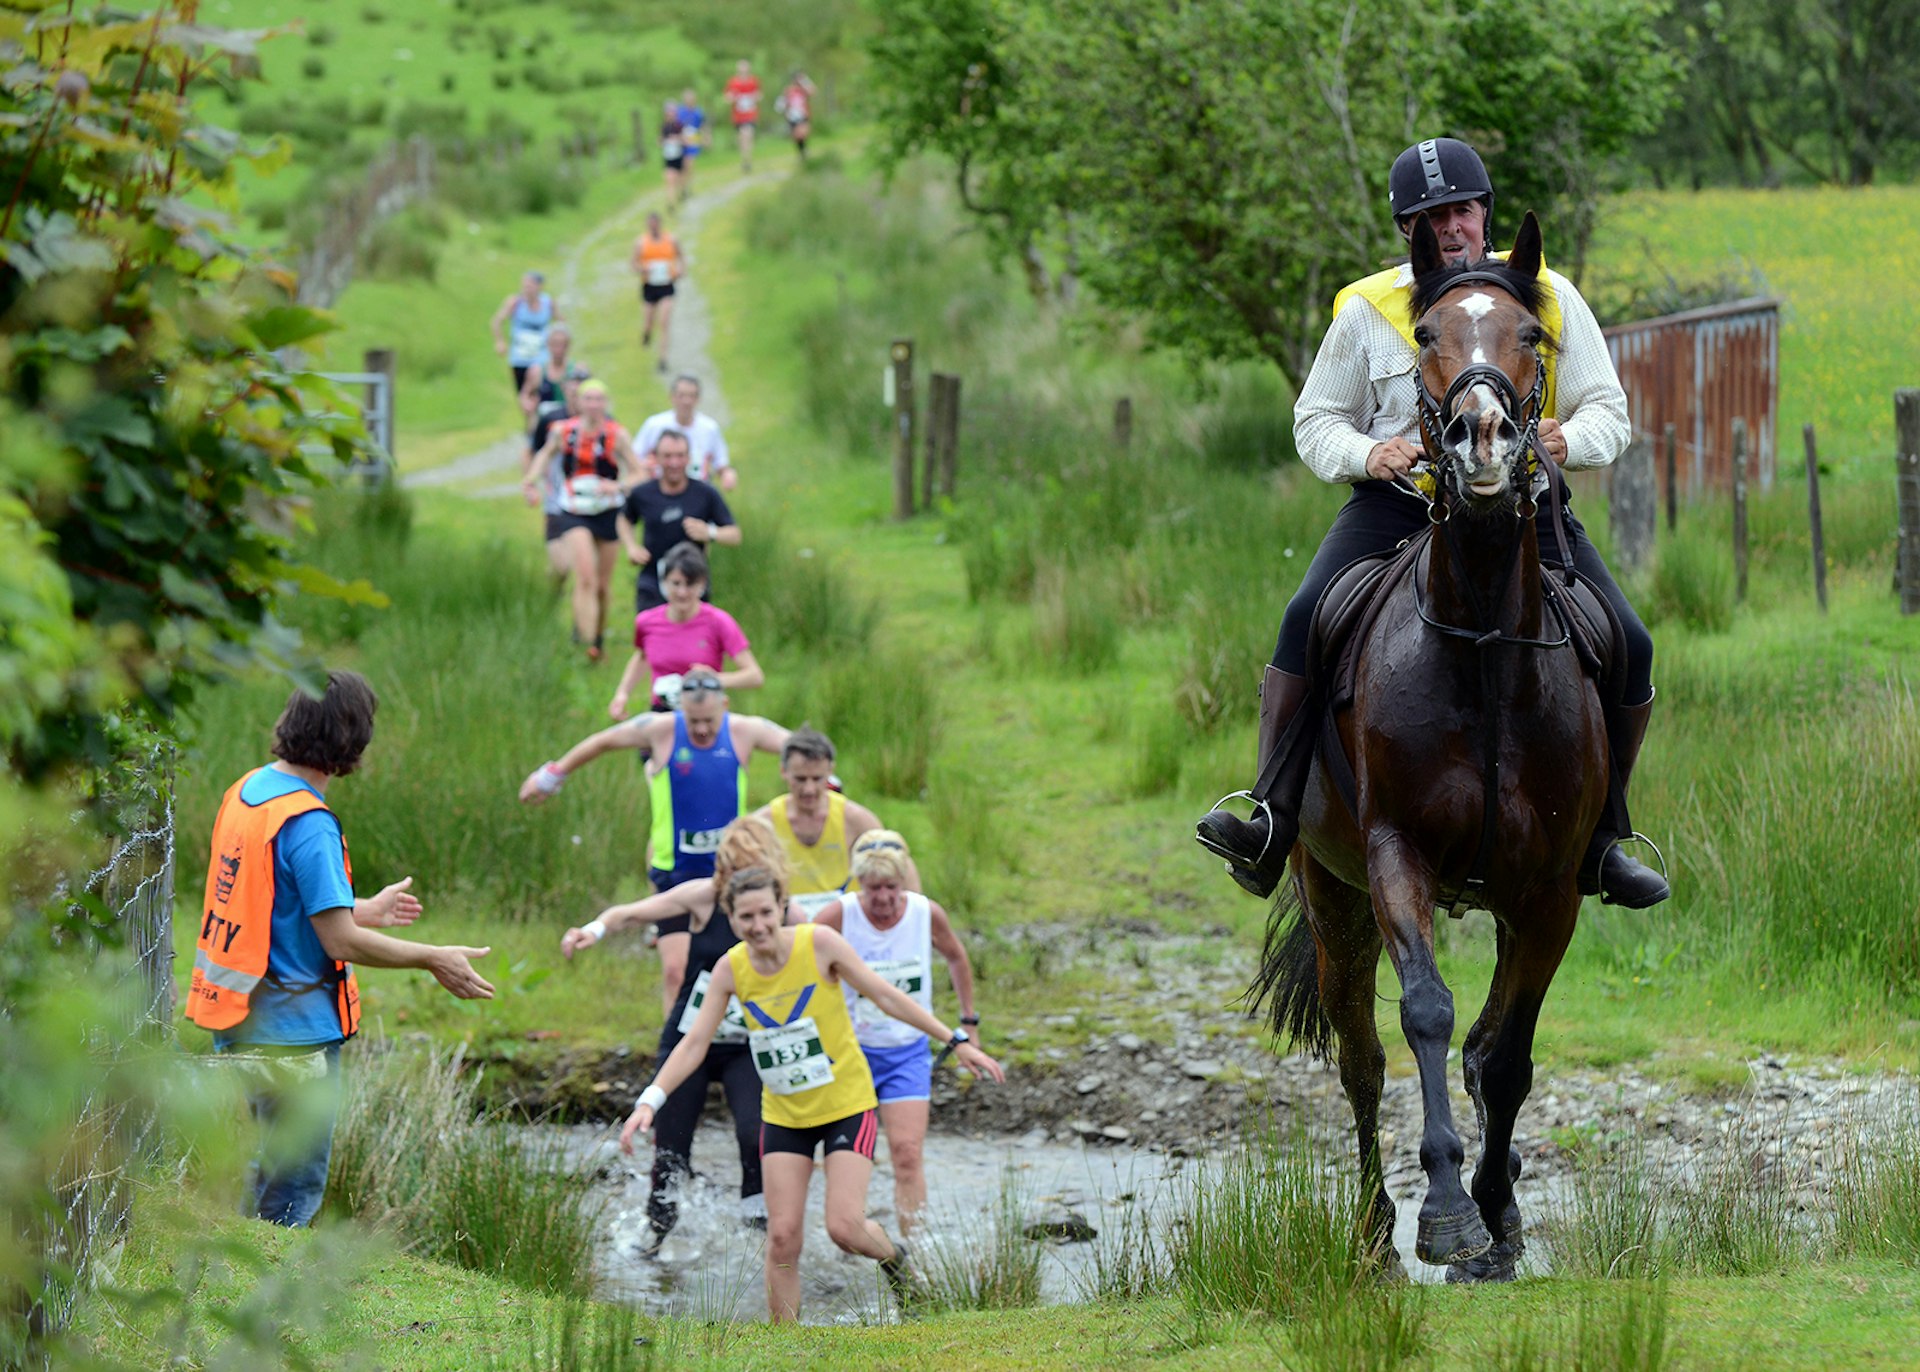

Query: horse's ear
[1508,211,1543,279]
[1408,212,1445,279]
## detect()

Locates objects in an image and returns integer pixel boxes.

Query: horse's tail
[1246,872,1333,1064]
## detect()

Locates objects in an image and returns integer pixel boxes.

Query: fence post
[1113,396,1133,453]
[1898,390,1920,614]
[891,339,915,520]
[1662,422,1678,533]
[1804,423,1828,613]
[938,374,962,499]
[921,372,947,510]
[364,347,396,478]
[1611,435,1656,574]
[1731,416,1750,602]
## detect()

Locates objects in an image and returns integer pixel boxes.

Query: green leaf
[244,304,337,351]
[279,563,390,609]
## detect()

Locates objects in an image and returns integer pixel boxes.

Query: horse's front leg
[1453,881,1581,1282]
[1368,830,1490,1266]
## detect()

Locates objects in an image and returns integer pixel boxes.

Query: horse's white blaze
[1457,292,1498,320]
[1471,346,1487,364]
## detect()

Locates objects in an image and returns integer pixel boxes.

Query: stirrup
[1200,789,1275,868]
[1608,831,1670,881]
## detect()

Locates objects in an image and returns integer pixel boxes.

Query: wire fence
[27,744,177,1345]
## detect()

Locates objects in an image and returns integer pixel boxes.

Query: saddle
[1304,530,1628,817]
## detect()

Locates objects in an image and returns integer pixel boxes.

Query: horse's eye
[1521,323,1543,347]
[1413,325,1432,348]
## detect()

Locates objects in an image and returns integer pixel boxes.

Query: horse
[1252,209,1609,1282]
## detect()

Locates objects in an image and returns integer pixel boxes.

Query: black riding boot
[1195,667,1314,898]
[1580,694,1669,908]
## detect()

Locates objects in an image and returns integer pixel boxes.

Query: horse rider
[1195,137,1666,911]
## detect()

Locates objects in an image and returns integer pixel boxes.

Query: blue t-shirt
[212,766,357,1050]
[677,104,706,156]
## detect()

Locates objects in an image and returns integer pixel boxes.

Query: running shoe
[879,1240,920,1314]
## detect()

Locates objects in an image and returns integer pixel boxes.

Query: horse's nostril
[1444,416,1471,450]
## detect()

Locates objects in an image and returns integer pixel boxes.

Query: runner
[634,374,736,489]
[722,59,761,172]
[517,321,576,427]
[523,359,593,590]
[610,542,763,718]
[812,830,978,1236]
[631,212,683,376]
[519,678,789,1013]
[621,862,1004,1322]
[561,817,796,1248]
[190,671,494,1226]
[521,380,642,662]
[659,99,688,210]
[754,728,918,919]
[619,428,739,613]
[778,71,816,163]
[675,87,707,197]
[489,270,560,396]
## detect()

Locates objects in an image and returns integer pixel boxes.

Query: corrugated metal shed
[1602,297,1782,496]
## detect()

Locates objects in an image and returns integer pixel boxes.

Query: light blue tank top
[508,293,555,366]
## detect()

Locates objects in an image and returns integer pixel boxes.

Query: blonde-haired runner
[622,857,1003,1321]
[564,817,798,1250]
[811,829,978,1235]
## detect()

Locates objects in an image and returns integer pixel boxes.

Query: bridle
[1410,269,1546,514]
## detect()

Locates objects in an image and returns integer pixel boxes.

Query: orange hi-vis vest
[185,770,361,1038]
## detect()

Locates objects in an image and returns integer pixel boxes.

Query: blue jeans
[237,1041,343,1228]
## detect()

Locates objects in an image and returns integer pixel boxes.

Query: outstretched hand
[620,1105,655,1154]
[357,876,422,928]
[560,926,601,960]
[431,946,495,999]
[956,1043,1006,1083]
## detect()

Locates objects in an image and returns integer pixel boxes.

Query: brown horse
[1253,210,1608,1281]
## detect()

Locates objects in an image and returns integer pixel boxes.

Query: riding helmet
[1388,137,1495,228]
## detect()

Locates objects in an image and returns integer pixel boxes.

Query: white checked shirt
[1293,264,1630,484]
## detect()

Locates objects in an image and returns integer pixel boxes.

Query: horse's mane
[1409,259,1546,324]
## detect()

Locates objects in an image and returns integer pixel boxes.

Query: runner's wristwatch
[933,1028,971,1069]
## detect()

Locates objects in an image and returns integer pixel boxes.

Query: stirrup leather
[1198,789,1275,869]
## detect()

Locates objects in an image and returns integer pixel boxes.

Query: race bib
[866,956,927,998]
[749,1016,835,1095]
[645,260,673,285]
[679,969,749,1044]
[561,474,620,515]
[510,326,546,364]
[790,891,843,922]
[662,135,683,159]
[678,825,725,858]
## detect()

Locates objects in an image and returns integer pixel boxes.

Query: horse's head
[1408,210,1551,512]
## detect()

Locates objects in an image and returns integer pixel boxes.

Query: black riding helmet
[1388,138,1494,241]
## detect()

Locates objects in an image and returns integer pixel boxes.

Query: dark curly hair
[271,670,378,776]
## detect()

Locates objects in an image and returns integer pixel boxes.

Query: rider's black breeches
[1270,479,1654,706]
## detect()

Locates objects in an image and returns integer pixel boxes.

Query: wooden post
[631,109,645,163]
[1732,417,1750,602]
[938,374,962,499]
[891,339,915,520]
[1662,422,1678,533]
[1804,423,1828,613]
[1898,390,1920,614]
[921,372,947,510]
[1611,435,1656,574]
[1113,396,1133,453]
[363,347,396,481]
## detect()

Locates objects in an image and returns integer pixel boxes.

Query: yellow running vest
[729,924,876,1128]
[768,792,850,898]
[1331,250,1564,420]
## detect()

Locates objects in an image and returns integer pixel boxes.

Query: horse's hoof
[1416,1205,1492,1266]
[1446,1239,1520,1284]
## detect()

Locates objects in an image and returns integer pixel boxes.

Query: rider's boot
[1581,693,1669,908]
[1195,667,1313,899]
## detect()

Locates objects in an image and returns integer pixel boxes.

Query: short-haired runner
[755,728,919,918]
[519,679,789,1013]
[517,321,576,427]
[490,270,559,396]
[620,427,739,613]
[631,212,683,376]
[722,59,761,172]
[562,817,796,1250]
[610,542,763,718]
[778,72,815,163]
[675,88,707,195]
[811,829,977,1235]
[622,862,1004,1322]
[522,379,642,662]
[659,99,688,209]
[635,374,736,490]
[523,348,591,589]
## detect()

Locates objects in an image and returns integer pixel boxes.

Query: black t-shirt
[622,478,734,599]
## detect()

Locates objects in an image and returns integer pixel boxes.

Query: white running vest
[841,891,933,1049]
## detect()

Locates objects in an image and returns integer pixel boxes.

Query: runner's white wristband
[582,919,608,944]
[638,1084,668,1113]
[533,762,566,795]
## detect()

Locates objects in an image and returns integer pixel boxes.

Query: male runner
[523,358,592,588]
[620,428,739,613]
[675,87,707,196]
[723,60,761,171]
[753,728,918,917]
[631,212,683,376]
[634,374,736,489]
[519,677,790,1013]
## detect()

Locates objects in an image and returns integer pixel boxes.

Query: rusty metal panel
[1602,297,1780,504]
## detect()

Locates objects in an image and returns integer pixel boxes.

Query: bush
[1130,711,1185,799]
[301,55,326,80]
[1197,362,1297,471]
[361,214,442,284]
[1030,561,1122,674]
[307,22,336,47]
[806,654,940,800]
[1647,530,1733,632]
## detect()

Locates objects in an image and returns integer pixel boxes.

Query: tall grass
[1496,1283,1672,1372]
[914,1168,1045,1314]
[484,1299,655,1372]
[1835,1108,1920,1262]
[1031,562,1123,674]
[1076,1186,1172,1304]
[326,1041,604,1297]
[1544,1132,1670,1279]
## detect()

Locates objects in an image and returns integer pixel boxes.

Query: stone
[1076,1074,1104,1095]
[1101,1125,1132,1142]
[1116,1033,1145,1053]
[1024,1205,1098,1244]
[1184,1059,1225,1081]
